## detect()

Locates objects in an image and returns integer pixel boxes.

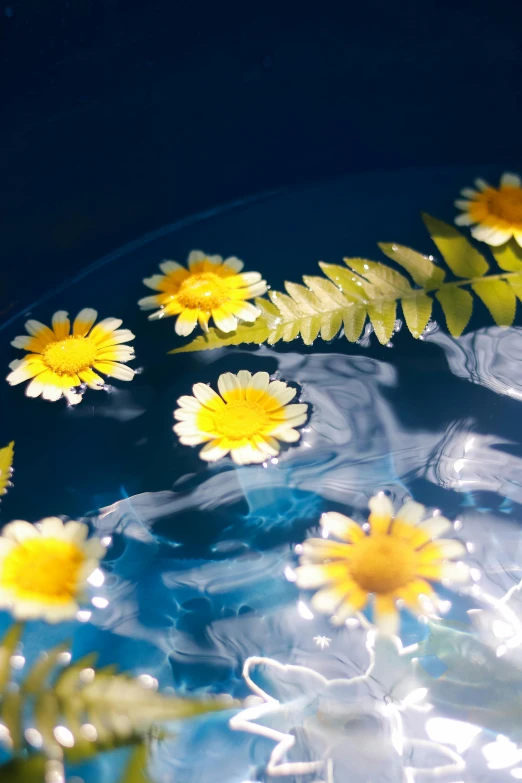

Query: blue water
[2,165,522,782]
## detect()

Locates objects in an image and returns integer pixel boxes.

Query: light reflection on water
[70,340,522,783]
[2,167,522,781]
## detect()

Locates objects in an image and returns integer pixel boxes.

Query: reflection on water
[3,165,522,781]
[48,339,518,782]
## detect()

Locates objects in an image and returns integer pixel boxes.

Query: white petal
[374,604,399,636]
[461,187,478,198]
[173,408,198,422]
[311,586,345,614]
[471,224,500,242]
[187,250,208,268]
[143,274,166,291]
[441,561,469,584]
[271,426,300,442]
[249,372,270,391]
[266,381,296,407]
[396,500,425,526]
[63,388,83,405]
[192,383,222,408]
[454,213,475,226]
[40,517,66,537]
[482,228,513,246]
[176,395,202,411]
[212,310,238,333]
[295,564,333,589]
[417,515,452,538]
[217,372,240,397]
[2,520,39,542]
[178,432,212,446]
[239,271,262,285]
[368,493,394,519]
[159,260,184,275]
[138,295,161,310]
[474,177,489,191]
[175,311,199,336]
[454,199,471,210]
[435,539,467,559]
[11,336,32,349]
[25,378,45,398]
[236,370,252,388]
[223,256,244,273]
[62,521,89,543]
[199,441,230,462]
[320,511,360,540]
[83,539,107,560]
[500,172,521,189]
[42,383,63,402]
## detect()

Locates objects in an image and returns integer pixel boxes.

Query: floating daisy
[138,250,267,336]
[455,172,522,246]
[0,517,106,622]
[295,493,468,635]
[7,309,136,405]
[0,441,14,499]
[173,370,308,465]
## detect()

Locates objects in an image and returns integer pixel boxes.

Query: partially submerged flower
[0,517,106,622]
[173,370,308,465]
[295,493,468,635]
[138,250,267,335]
[455,172,522,246]
[0,441,14,499]
[7,309,136,405]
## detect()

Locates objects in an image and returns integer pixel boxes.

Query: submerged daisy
[138,250,267,336]
[455,172,522,246]
[7,309,136,405]
[0,517,106,622]
[0,441,14,499]
[295,493,468,635]
[173,370,308,465]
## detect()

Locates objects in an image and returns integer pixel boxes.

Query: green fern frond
[0,624,234,765]
[0,441,14,499]
[170,216,522,353]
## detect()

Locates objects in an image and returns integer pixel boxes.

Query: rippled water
[2,165,522,782]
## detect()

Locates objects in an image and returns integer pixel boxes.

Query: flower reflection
[231,633,465,782]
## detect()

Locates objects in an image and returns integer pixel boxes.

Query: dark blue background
[2,1,522,311]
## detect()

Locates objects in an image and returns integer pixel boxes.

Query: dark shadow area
[2,1,522,309]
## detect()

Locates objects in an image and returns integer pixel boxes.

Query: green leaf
[435,287,473,337]
[169,217,522,353]
[367,301,396,344]
[378,243,446,288]
[170,317,271,353]
[401,293,433,338]
[347,258,413,296]
[0,623,23,692]
[22,642,70,695]
[471,279,516,327]
[0,441,14,499]
[0,756,47,783]
[121,744,151,783]
[343,305,366,342]
[422,213,489,278]
[491,240,522,272]
[508,273,522,302]
[318,262,370,301]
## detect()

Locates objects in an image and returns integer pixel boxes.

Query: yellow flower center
[1,538,86,604]
[176,273,228,311]
[348,534,417,594]
[484,187,522,225]
[213,400,269,439]
[43,336,97,375]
